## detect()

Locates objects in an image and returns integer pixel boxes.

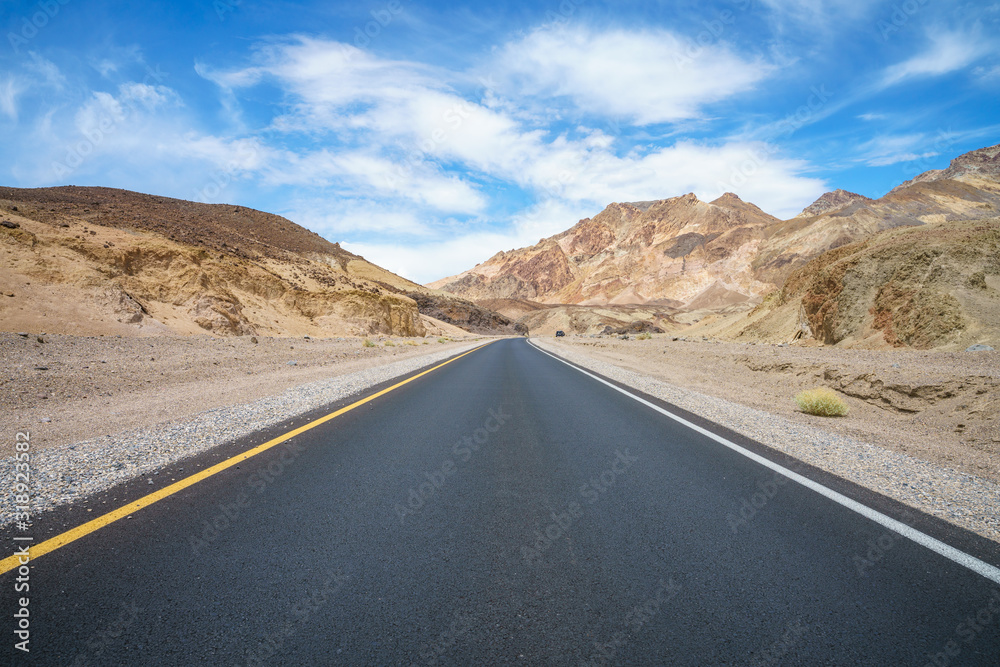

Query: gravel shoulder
[0,333,489,526]
[534,336,1000,544]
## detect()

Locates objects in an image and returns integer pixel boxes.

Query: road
[3,337,1000,665]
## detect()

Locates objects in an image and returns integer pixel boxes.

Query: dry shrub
[794,387,849,417]
[362,339,375,348]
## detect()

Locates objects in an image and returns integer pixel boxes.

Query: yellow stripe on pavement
[1,342,492,575]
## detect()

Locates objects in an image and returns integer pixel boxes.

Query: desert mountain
[430,192,781,310]
[0,186,517,337]
[431,143,1000,347]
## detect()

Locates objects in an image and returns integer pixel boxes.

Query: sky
[1,1,999,283]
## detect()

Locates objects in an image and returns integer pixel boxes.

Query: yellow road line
[1,342,492,575]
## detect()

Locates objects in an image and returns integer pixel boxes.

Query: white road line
[527,339,1000,585]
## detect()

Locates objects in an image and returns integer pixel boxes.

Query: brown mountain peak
[797,189,872,218]
[889,142,1000,194]
[710,192,743,206]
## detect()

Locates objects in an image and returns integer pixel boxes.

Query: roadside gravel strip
[532,339,1000,544]
[0,342,483,527]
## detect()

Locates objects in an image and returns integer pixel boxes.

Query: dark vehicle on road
[555,330,565,337]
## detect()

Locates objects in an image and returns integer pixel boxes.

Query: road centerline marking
[0,342,493,575]
[528,339,1000,585]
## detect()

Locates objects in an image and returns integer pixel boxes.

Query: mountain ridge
[430,143,1000,348]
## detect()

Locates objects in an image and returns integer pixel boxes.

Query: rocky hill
[429,191,781,309]
[698,218,1000,350]
[0,186,508,338]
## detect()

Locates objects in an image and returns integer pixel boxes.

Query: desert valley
[3,144,998,542]
[5,2,1000,662]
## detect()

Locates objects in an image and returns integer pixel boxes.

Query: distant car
[555,330,565,337]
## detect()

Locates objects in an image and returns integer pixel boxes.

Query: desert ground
[6,329,996,484]
[1,332,480,455]
[545,334,1000,484]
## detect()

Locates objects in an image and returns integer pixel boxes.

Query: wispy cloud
[881,28,993,87]
[0,77,22,120]
[182,32,826,280]
[855,133,942,167]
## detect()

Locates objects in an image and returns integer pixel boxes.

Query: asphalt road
[3,337,1000,665]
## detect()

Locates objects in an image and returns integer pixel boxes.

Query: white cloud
[260,149,487,214]
[343,200,591,284]
[490,24,770,125]
[858,113,886,121]
[974,63,1000,83]
[201,38,491,214]
[202,36,822,225]
[71,83,181,150]
[195,34,824,284]
[1,54,64,122]
[288,199,434,239]
[882,29,992,86]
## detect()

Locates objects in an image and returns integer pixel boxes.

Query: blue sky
[2,0,998,283]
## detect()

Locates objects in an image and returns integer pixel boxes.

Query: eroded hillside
[740,218,1000,349]
[430,192,780,308]
[0,186,428,337]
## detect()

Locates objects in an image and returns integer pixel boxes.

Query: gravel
[0,342,483,528]
[532,339,1000,543]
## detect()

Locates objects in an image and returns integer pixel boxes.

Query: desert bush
[438,337,451,343]
[363,339,375,348]
[384,340,396,347]
[637,332,652,340]
[404,340,417,346]
[794,387,849,416]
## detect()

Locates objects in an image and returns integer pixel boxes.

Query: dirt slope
[0,186,514,338]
